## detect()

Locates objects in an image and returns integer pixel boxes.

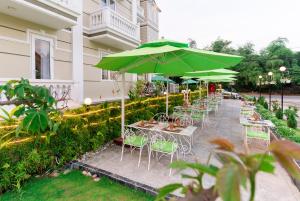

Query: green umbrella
[182,79,198,84]
[184,69,238,77]
[152,75,175,83]
[96,39,242,75]
[95,39,242,136]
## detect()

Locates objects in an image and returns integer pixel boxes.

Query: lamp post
[258,75,263,98]
[279,66,287,113]
[267,72,273,111]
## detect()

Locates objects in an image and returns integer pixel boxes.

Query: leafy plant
[156,138,300,201]
[284,106,298,129]
[0,106,21,124]
[275,108,283,119]
[0,78,60,137]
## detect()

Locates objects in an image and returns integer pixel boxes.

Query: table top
[127,121,197,137]
[240,117,274,127]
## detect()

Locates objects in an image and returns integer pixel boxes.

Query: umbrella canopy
[184,69,238,77]
[152,75,175,83]
[182,79,198,84]
[96,39,243,75]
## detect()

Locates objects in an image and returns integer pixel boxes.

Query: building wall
[0,0,160,103]
[0,13,73,80]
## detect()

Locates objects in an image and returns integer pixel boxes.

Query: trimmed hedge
[0,91,204,194]
[255,104,300,142]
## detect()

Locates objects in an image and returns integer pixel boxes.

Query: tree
[205,38,236,54]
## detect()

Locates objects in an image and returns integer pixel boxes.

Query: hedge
[255,104,300,142]
[0,91,205,194]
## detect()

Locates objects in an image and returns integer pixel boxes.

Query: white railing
[90,8,140,41]
[0,79,74,108]
[137,6,144,18]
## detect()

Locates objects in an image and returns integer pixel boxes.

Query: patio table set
[239,102,274,149]
[121,96,223,175]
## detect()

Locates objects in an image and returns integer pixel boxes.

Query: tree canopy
[205,37,300,91]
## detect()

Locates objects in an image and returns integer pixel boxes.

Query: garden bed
[0,170,154,201]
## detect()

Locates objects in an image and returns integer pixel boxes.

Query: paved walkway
[82,99,300,201]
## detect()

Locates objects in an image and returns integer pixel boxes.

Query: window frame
[100,51,117,81]
[31,34,54,80]
[101,0,116,10]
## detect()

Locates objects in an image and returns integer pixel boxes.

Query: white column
[132,0,138,24]
[72,1,84,103]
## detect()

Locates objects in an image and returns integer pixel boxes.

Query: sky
[155,0,300,52]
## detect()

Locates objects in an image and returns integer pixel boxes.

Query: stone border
[67,160,177,200]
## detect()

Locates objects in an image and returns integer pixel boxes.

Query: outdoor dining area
[94,39,243,175]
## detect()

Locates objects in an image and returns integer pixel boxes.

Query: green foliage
[0,78,60,136]
[0,92,196,193]
[275,108,283,119]
[284,106,298,129]
[0,171,154,201]
[157,139,300,201]
[128,80,147,100]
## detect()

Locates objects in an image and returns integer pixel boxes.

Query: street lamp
[267,72,273,110]
[279,66,287,113]
[258,75,263,98]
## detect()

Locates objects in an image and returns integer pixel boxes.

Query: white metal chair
[244,124,270,149]
[148,132,179,175]
[121,127,148,167]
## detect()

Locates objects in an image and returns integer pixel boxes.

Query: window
[101,0,116,10]
[102,70,109,80]
[109,0,116,10]
[32,35,53,80]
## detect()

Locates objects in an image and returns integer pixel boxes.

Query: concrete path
[82,99,300,201]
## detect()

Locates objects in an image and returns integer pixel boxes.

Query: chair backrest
[153,112,169,123]
[174,114,193,127]
[149,132,178,151]
[123,127,135,139]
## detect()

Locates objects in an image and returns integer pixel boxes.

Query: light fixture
[268,72,273,76]
[279,66,287,72]
[84,97,92,106]
[258,75,263,79]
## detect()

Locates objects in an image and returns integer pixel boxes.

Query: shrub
[0,92,204,193]
[287,115,297,129]
[275,109,283,120]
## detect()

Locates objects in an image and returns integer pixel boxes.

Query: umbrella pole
[199,80,202,99]
[121,73,125,137]
[166,77,169,116]
[207,81,209,98]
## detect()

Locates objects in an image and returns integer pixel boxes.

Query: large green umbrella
[95,39,242,136]
[96,39,242,75]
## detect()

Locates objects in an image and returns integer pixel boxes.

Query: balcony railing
[90,8,140,41]
[0,79,74,109]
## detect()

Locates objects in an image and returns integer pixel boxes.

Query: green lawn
[0,171,155,201]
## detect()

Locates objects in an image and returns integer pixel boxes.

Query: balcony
[0,0,81,29]
[0,79,75,109]
[88,8,140,50]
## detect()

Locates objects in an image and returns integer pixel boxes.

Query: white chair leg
[120,144,125,161]
[148,150,151,171]
[169,153,174,176]
[138,147,143,168]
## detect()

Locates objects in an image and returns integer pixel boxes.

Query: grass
[0,171,155,201]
